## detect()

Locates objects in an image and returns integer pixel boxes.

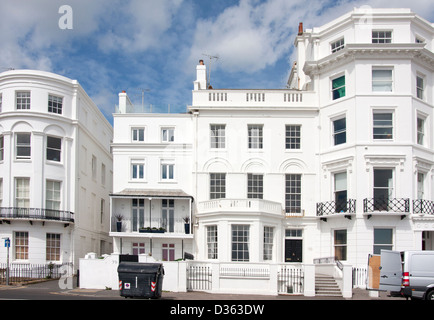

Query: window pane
[332,76,345,100]
[333,118,346,145]
[16,133,31,159]
[373,113,393,139]
[48,95,63,114]
[285,125,301,149]
[47,136,61,161]
[372,70,392,92]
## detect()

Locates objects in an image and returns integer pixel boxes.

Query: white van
[379,250,434,300]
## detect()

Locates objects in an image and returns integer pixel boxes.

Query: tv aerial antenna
[202,53,220,88]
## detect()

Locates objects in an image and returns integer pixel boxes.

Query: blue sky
[1,0,433,125]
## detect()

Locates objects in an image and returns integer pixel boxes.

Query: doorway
[285,239,302,262]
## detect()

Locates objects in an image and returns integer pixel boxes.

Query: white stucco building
[0,70,113,270]
[111,8,434,271]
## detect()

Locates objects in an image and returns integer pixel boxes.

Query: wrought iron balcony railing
[363,197,410,213]
[316,199,356,218]
[0,207,74,223]
[413,199,434,215]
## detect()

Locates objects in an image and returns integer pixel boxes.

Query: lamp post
[2,237,10,286]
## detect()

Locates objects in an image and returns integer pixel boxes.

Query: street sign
[4,239,10,248]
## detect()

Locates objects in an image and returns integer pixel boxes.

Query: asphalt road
[0,278,402,301]
[0,279,415,319]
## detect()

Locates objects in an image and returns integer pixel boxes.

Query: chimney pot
[298,22,303,35]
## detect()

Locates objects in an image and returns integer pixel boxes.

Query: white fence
[79,253,354,297]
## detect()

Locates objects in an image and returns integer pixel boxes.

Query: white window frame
[263,226,274,261]
[161,159,175,182]
[372,68,393,92]
[373,228,394,254]
[231,225,250,262]
[417,116,425,146]
[46,180,61,211]
[46,135,62,162]
[207,225,218,260]
[247,173,263,199]
[372,30,392,43]
[0,135,3,161]
[132,127,145,142]
[285,125,301,150]
[16,133,31,160]
[417,172,425,200]
[91,155,97,181]
[15,178,30,208]
[331,37,345,53]
[16,91,31,110]
[14,231,29,261]
[332,116,346,146]
[373,111,394,140]
[248,124,263,149]
[46,233,61,262]
[210,124,226,149]
[131,159,146,181]
[161,127,175,143]
[285,174,302,214]
[132,242,146,255]
[334,229,347,261]
[48,94,63,115]
[210,173,226,200]
[331,74,346,100]
[416,75,425,100]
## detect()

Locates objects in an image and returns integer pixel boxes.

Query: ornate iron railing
[363,197,410,213]
[0,207,74,223]
[413,199,434,215]
[316,199,356,216]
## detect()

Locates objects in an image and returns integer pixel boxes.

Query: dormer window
[372,31,392,43]
[331,38,345,53]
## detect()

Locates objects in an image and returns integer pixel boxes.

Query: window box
[139,227,166,233]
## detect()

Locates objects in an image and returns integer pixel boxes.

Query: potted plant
[183,216,190,234]
[115,214,123,232]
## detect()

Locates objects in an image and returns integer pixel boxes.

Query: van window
[411,254,434,276]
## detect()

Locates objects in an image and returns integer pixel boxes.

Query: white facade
[111,8,434,270]
[110,92,194,261]
[0,70,113,269]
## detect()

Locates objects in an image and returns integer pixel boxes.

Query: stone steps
[315,275,342,297]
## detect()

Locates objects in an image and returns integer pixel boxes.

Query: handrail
[0,207,74,223]
[313,256,343,270]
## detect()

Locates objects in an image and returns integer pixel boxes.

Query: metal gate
[187,264,212,291]
[278,265,304,294]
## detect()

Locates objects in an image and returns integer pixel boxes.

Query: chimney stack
[194,59,207,90]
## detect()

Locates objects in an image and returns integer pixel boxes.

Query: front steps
[315,274,342,297]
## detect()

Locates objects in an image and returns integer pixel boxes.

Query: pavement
[0,278,404,301]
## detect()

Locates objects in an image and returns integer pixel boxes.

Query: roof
[110,188,193,200]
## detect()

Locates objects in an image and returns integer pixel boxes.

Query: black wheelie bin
[118,262,164,299]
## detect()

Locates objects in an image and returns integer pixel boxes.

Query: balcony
[363,197,410,219]
[0,207,74,224]
[110,188,193,238]
[112,217,191,237]
[191,89,317,110]
[413,199,434,216]
[197,199,283,217]
[316,199,356,221]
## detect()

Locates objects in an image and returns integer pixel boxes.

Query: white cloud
[187,0,434,77]
[97,0,185,53]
